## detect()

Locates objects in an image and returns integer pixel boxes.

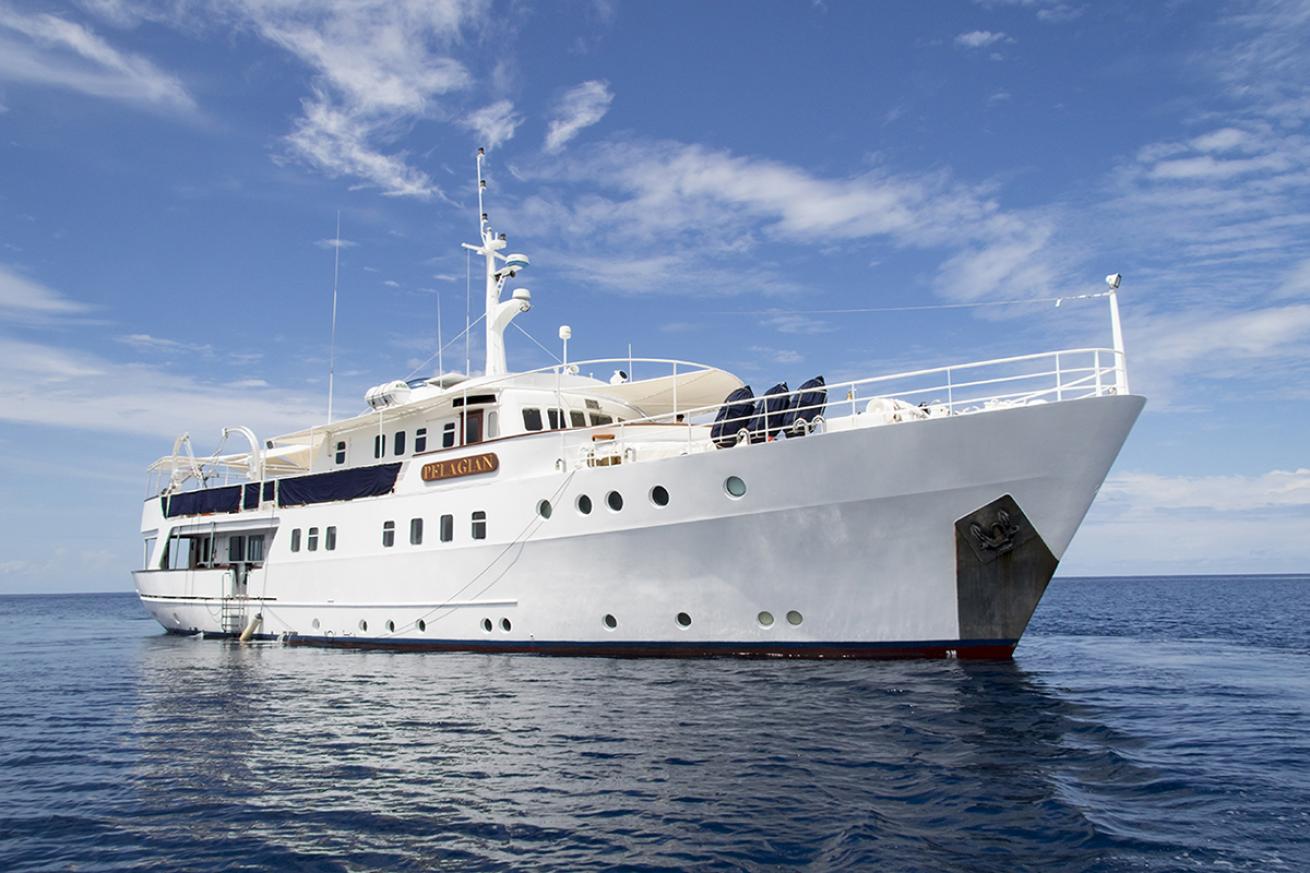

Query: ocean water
[1,577,1307,872]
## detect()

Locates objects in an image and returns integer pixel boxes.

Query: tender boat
[133,149,1143,659]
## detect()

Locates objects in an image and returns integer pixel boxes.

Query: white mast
[327,211,341,423]
[461,147,531,377]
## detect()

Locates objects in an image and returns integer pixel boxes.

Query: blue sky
[1,0,1307,593]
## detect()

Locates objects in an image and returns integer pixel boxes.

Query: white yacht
[133,150,1144,659]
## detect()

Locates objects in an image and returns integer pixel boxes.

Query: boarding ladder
[218,569,247,636]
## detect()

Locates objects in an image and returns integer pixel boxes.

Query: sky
[1,0,1308,593]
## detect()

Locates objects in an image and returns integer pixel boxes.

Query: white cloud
[1101,468,1310,514]
[461,99,521,150]
[0,7,194,112]
[116,333,213,355]
[239,1,488,198]
[383,279,400,287]
[314,236,358,249]
[954,30,1010,49]
[1062,467,1310,575]
[0,264,90,318]
[748,346,804,365]
[0,337,321,440]
[1275,258,1310,299]
[974,0,1082,23]
[544,80,613,153]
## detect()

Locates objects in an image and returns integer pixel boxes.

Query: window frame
[414,427,427,453]
[334,440,347,465]
[290,529,301,552]
[307,527,319,552]
[410,517,423,545]
[382,520,395,548]
[471,510,487,540]
[325,526,337,551]
[522,407,543,431]
[394,430,406,456]
[440,514,454,542]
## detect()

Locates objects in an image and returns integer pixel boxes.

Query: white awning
[585,367,744,418]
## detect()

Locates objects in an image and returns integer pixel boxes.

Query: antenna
[436,289,443,377]
[327,210,341,423]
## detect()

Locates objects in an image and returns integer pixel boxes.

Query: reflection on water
[2,580,1308,870]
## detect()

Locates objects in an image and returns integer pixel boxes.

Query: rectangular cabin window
[487,411,498,439]
[414,428,428,453]
[569,410,587,428]
[442,422,456,448]
[334,440,347,465]
[325,526,337,551]
[522,408,543,431]
[229,535,245,563]
[591,413,613,426]
[142,536,157,569]
[440,514,453,542]
[410,518,423,545]
[547,408,561,430]
[382,520,395,548]
[585,399,601,410]
[307,527,319,552]
[373,434,385,459]
[394,430,406,456]
[247,535,265,563]
[291,529,301,552]
[471,510,487,540]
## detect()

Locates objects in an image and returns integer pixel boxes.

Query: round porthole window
[537,499,553,519]
[417,619,426,632]
[607,491,624,512]
[650,485,670,507]
[603,613,617,630]
[358,619,368,632]
[481,618,493,632]
[500,617,512,632]
[758,611,774,628]
[385,620,395,633]
[676,612,692,629]
[577,494,593,515]
[787,610,804,626]
[724,476,747,498]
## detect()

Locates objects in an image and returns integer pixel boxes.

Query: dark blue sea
[1,576,1307,872]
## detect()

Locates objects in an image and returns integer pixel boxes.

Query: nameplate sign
[421,452,499,482]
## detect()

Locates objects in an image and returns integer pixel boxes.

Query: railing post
[1055,352,1063,403]
[946,366,954,412]
[1094,349,1103,396]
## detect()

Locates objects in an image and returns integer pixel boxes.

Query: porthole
[500,617,512,632]
[724,476,747,498]
[577,494,593,515]
[650,485,670,507]
[358,619,368,632]
[386,620,395,633]
[311,618,320,630]
[603,613,617,630]
[537,499,553,519]
[417,619,426,632]
[676,612,692,629]
[758,611,774,628]
[606,490,624,512]
[481,618,493,633]
[787,610,803,626]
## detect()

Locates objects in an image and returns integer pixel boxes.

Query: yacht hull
[135,394,1143,659]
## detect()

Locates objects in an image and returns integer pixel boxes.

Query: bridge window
[440,514,453,542]
[325,527,337,551]
[247,535,265,562]
[410,518,423,545]
[229,535,245,562]
[291,529,301,552]
[382,520,395,548]
[569,410,587,428]
[591,413,614,426]
[547,408,561,429]
[307,527,319,552]
[373,434,385,459]
[522,408,543,431]
[414,428,428,453]
[471,511,487,540]
[442,422,456,448]
[334,440,346,465]
[394,431,406,456]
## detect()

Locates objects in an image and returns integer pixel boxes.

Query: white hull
[135,394,1143,658]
